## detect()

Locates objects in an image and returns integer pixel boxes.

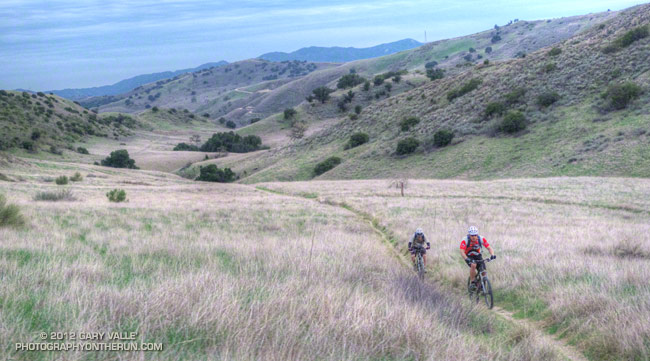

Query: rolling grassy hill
[211,4,650,182]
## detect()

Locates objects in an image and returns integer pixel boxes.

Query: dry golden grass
[0,159,565,360]
[261,177,650,361]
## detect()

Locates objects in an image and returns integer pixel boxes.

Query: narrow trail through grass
[255,185,590,361]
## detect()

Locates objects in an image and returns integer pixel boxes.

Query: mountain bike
[412,245,427,280]
[467,258,494,309]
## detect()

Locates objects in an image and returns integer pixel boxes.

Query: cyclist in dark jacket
[408,228,430,267]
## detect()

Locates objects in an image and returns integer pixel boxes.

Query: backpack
[464,234,482,255]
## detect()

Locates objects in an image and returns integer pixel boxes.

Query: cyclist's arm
[459,249,467,259]
[486,245,495,256]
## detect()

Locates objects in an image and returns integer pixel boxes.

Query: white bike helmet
[415,228,424,235]
[468,226,479,235]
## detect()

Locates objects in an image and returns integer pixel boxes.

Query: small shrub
[536,92,560,107]
[485,46,492,54]
[548,47,562,56]
[433,129,454,147]
[400,116,420,131]
[101,149,138,169]
[77,147,89,154]
[312,86,334,103]
[225,120,236,129]
[499,111,527,133]
[354,105,362,114]
[447,78,482,101]
[313,157,342,176]
[424,61,438,69]
[106,189,127,202]
[0,194,25,228]
[31,130,41,140]
[491,34,502,43]
[283,108,297,120]
[543,63,557,72]
[196,164,236,182]
[396,137,420,155]
[605,82,642,110]
[337,74,366,89]
[426,68,444,81]
[218,117,226,124]
[603,25,648,53]
[250,118,261,124]
[34,189,76,201]
[55,176,69,185]
[346,132,369,149]
[348,114,358,120]
[484,102,506,118]
[21,140,34,151]
[363,81,370,91]
[70,172,83,182]
[173,143,199,151]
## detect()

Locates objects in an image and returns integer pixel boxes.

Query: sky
[0,0,645,91]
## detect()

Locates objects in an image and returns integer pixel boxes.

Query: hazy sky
[0,0,644,90]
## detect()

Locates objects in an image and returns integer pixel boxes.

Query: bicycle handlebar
[472,258,494,263]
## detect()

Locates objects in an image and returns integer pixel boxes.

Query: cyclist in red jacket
[459,226,496,290]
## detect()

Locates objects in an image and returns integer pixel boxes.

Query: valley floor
[1,156,649,360]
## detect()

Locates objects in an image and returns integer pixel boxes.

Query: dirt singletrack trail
[254,186,590,361]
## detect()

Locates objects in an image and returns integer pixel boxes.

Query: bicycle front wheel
[482,278,493,309]
[417,254,424,280]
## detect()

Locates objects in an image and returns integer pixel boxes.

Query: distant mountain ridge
[43,61,228,100]
[258,39,423,62]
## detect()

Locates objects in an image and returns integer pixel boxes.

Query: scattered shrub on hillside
[289,121,307,139]
[106,189,127,202]
[484,102,506,118]
[604,82,642,110]
[543,63,557,73]
[491,34,502,43]
[284,108,297,120]
[499,111,527,133]
[76,147,89,154]
[463,54,473,62]
[548,47,562,56]
[0,194,25,228]
[400,116,420,131]
[426,68,444,81]
[100,149,138,169]
[348,114,358,120]
[384,83,392,92]
[345,132,369,149]
[363,81,370,91]
[537,92,560,107]
[447,78,482,101]
[34,189,76,201]
[337,74,366,89]
[313,157,342,176]
[425,61,438,69]
[250,118,261,124]
[70,172,83,182]
[21,140,34,151]
[173,143,199,151]
[218,117,226,124]
[469,47,476,53]
[373,76,384,86]
[603,25,648,53]
[337,100,347,112]
[49,146,62,155]
[152,106,159,112]
[432,129,454,147]
[196,164,236,182]
[200,132,262,153]
[354,105,362,114]
[55,176,69,185]
[312,86,334,103]
[396,137,420,155]
[483,59,490,65]
[485,46,492,54]
[31,130,41,140]
[504,87,526,105]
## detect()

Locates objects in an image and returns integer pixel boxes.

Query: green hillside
[215,4,650,182]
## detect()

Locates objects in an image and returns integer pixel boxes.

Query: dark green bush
[283,108,297,120]
[346,132,369,149]
[537,92,560,107]
[605,82,642,110]
[485,46,492,54]
[491,34,501,43]
[354,105,362,114]
[396,137,420,155]
[426,68,444,81]
[200,132,262,153]
[400,116,420,131]
[603,25,648,53]
[337,74,366,89]
[424,61,438,69]
[173,143,199,151]
[447,78,482,101]
[55,175,68,185]
[548,47,562,56]
[218,117,226,124]
[0,194,25,228]
[499,111,527,133]
[544,63,557,72]
[484,102,506,118]
[433,129,454,147]
[76,147,89,154]
[196,164,235,182]
[106,189,127,202]
[21,140,34,151]
[225,120,236,129]
[31,130,41,140]
[312,86,334,103]
[313,157,342,176]
[373,76,384,86]
[250,118,261,124]
[70,172,83,182]
[100,149,138,169]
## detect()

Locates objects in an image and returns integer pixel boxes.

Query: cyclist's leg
[469,262,477,282]
[422,248,427,266]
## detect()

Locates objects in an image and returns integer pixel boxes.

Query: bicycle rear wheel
[482,278,493,309]
[416,254,425,280]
